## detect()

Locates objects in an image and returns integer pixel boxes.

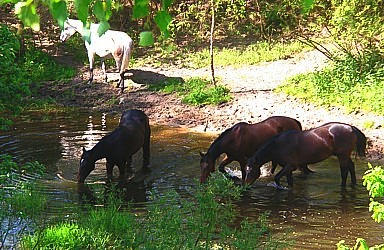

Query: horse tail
[352,126,367,157]
[120,36,133,74]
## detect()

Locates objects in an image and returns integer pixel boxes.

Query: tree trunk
[210,0,216,86]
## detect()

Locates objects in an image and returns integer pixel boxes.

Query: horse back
[107,122,145,155]
[262,116,302,132]
[119,109,149,128]
[325,123,366,156]
[245,116,302,150]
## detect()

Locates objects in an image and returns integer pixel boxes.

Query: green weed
[149,77,231,106]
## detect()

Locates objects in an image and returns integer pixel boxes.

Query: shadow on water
[1,111,383,248]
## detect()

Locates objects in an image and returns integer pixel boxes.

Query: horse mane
[209,126,234,149]
[258,132,281,152]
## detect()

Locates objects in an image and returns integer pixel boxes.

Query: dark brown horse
[245,122,367,190]
[78,110,150,183]
[199,116,305,183]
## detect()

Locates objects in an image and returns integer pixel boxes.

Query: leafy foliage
[363,164,384,223]
[337,163,384,249]
[3,0,173,46]
[0,24,75,129]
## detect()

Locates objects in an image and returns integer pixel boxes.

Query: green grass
[276,53,384,116]
[186,40,309,69]
[149,77,232,106]
[134,40,310,69]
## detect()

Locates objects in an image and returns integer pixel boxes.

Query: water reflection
[77,178,148,206]
[1,111,383,249]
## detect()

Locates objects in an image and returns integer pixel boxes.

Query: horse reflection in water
[245,122,366,190]
[78,109,150,183]
[199,116,311,183]
[60,19,133,93]
[78,179,148,206]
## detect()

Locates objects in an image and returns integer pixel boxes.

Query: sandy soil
[43,48,384,163]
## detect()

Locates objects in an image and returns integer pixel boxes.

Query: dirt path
[46,49,384,163]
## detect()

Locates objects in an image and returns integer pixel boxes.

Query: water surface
[1,111,383,249]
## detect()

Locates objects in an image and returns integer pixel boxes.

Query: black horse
[78,109,151,183]
[245,122,366,190]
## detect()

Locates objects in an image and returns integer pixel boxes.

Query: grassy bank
[0,24,75,129]
[276,52,384,119]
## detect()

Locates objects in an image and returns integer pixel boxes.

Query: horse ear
[82,147,86,153]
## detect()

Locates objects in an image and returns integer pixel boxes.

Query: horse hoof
[267,182,288,190]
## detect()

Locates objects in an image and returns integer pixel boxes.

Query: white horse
[60,19,133,93]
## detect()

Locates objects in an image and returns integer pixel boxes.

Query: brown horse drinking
[78,110,150,183]
[199,116,305,183]
[245,122,367,190]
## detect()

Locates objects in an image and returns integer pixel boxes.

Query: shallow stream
[1,111,383,249]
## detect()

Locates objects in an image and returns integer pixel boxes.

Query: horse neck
[206,142,223,163]
[258,139,276,164]
[89,140,108,162]
[67,19,85,35]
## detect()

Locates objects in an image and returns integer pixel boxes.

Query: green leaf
[162,0,173,10]
[133,0,149,19]
[301,0,314,15]
[82,26,91,43]
[75,0,91,23]
[154,10,172,38]
[93,0,105,21]
[139,31,154,47]
[104,0,112,20]
[97,21,110,36]
[14,1,40,31]
[49,0,67,30]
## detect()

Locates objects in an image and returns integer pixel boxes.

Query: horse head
[199,151,215,183]
[244,155,262,185]
[78,147,95,183]
[60,19,78,42]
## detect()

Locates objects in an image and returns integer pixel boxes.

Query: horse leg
[101,58,108,83]
[218,155,232,173]
[142,126,151,173]
[125,156,133,174]
[274,165,293,190]
[106,160,114,179]
[286,171,294,187]
[338,157,350,187]
[270,160,278,174]
[299,164,314,175]
[87,52,95,84]
[348,158,357,185]
[119,71,125,94]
